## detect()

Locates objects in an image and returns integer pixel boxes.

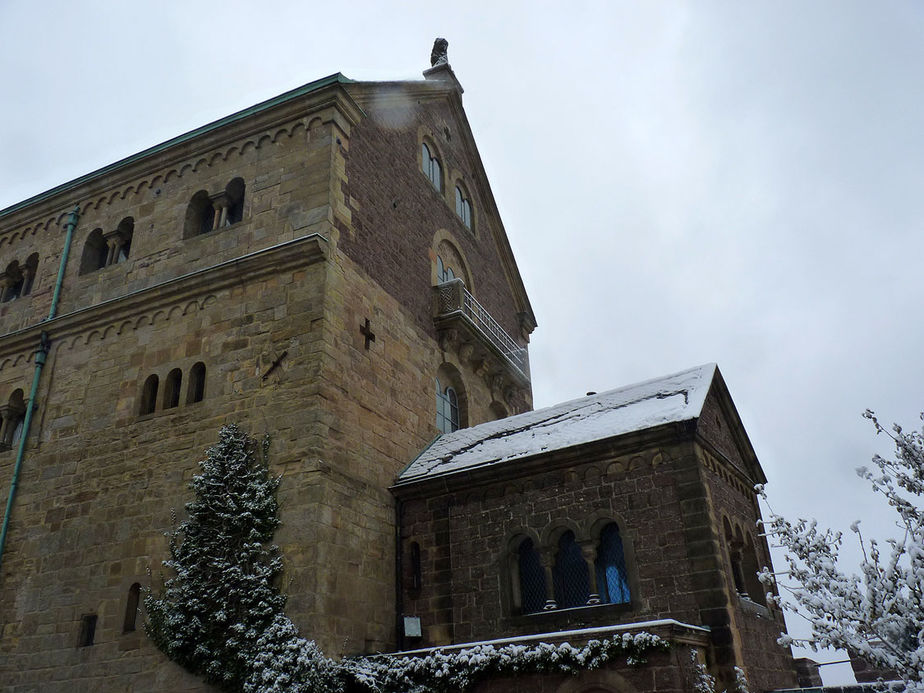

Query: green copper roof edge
[0,72,353,221]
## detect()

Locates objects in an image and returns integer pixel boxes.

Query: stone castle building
[0,45,798,692]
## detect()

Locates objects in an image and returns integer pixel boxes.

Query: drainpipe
[0,205,79,574]
[395,497,405,651]
[50,205,80,319]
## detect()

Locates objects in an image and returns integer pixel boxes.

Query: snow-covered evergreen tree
[145,424,286,691]
[760,410,924,689]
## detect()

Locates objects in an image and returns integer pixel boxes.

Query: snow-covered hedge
[341,631,669,693]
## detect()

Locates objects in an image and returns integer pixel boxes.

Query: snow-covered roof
[397,363,718,485]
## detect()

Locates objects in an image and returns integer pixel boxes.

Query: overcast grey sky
[2,1,922,683]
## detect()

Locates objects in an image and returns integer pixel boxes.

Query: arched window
[436,255,456,284]
[140,374,159,416]
[2,389,26,448]
[435,377,459,433]
[517,537,547,614]
[724,518,746,596]
[79,229,109,275]
[115,217,134,263]
[553,530,589,609]
[742,533,766,606]
[224,178,245,226]
[2,261,23,302]
[184,190,215,238]
[21,253,38,295]
[163,369,182,409]
[77,614,97,647]
[433,237,472,289]
[123,582,141,633]
[187,362,206,404]
[455,186,472,230]
[421,142,442,191]
[595,523,631,604]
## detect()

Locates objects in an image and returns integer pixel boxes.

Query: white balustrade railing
[436,279,529,381]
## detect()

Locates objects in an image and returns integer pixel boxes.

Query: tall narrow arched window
[595,522,631,604]
[2,261,23,302]
[187,362,206,404]
[184,190,215,238]
[4,389,26,448]
[435,377,459,433]
[724,518,746,595]
[79,229,109,275]
[517,537,547,614]
[455,186,472,230]
[123,583,141,633]
[77,614,97,647]
[163,369,182,409]
[225,178,245,226]
[421,142,441,191]
[115,217,134,263]
[742,533,766,606]
[140,374,159,416]
[553,530,589,609]
[21,253,38,295]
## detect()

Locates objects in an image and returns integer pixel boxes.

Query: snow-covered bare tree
[760,410,924,689]
[145,424,286,691]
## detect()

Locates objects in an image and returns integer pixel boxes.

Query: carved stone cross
[360,318,376,350]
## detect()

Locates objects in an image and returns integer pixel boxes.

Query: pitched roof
[397,363,718,486]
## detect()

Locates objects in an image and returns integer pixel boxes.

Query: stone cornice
[0,234,329,366]
[0,79,364,241]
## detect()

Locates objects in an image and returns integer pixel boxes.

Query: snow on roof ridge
[398,363,718,484]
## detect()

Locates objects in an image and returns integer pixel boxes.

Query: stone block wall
[341,84,532,355]
[0,244,331,691]
[398,438,709,648]
[0,77,537,690]
[0,84,349,336]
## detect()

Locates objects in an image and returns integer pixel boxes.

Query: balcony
[433,279,530,385]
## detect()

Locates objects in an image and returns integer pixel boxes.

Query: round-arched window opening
[436,377,460,433]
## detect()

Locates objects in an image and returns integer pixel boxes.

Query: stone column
[103,231,122,267]
[212,193,230,229]
[539,548,558,610]
[580,541,601,605]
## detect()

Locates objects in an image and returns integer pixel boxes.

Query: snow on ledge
[392,618,711,656]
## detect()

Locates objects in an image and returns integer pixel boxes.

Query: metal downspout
[395,498,405,651]
[0,205,79,574]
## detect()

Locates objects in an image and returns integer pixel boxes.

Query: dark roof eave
[0,72,353,220]
[391,418,700,497]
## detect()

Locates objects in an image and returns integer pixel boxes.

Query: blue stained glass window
[595,523,631,604]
